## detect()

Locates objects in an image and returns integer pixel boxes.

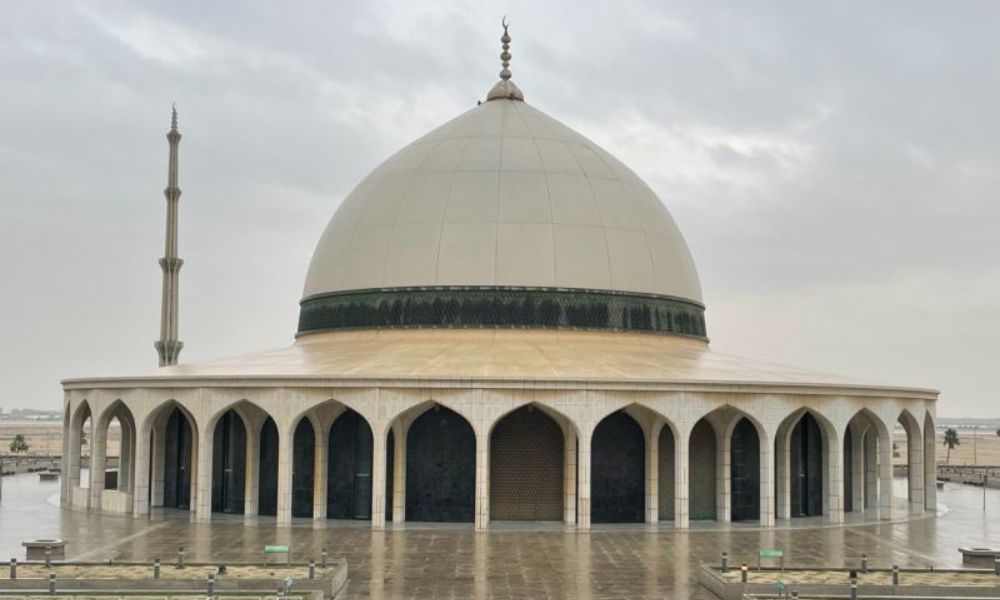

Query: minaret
[155,105,184,366]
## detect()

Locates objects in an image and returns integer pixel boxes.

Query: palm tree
[9,434,30,454]
[943,428,960,463]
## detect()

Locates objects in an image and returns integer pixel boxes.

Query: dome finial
[499,16,512,81]
[486,17,524,102]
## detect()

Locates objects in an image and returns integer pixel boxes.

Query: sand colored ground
[893,430,1000,466]
[721,567,1000,587]
[0,421,118,458]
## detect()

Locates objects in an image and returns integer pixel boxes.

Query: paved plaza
[1,473,998,599]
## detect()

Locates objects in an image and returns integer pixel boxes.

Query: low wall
[938,465,1000,489]
[70,486,89,510]
[697,564,1000,600]
[100,489,132,514]
[0,561,348,600]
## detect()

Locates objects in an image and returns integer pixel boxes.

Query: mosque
[60,25,937,530]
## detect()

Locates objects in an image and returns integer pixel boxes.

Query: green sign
[759,550,784,558]
[265,545,290,553]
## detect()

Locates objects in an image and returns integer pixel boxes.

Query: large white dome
[303,98,702,303]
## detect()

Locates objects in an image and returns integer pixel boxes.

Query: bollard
[740,564,749,583]
[9,558,16,580]
[721,552,728,573]
[45,547,52,568]
[153,558,161,579]
[308,560,316,580]
[48,573,56,595]
[176,546,185,569]
[892,564,899,585]
[791,588,799,599]
[207,573,215,596]
[995,556,1000,576]
[321,548,327,568]
[861,553,868,574]
[849,569,858,600]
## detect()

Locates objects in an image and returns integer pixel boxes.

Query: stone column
[775,429,790,520]
[313,427,328,521]
[864,429,878,510]
[758,436,774,527]
[60,406,71,506]
[674,428,689,529]
[923,422,937,511]
[646,422,660,523]
[89,419,107,511]
[851,425,866,512]
[563,426,577,525]
[150,421,167,507]
[758,432,774,527]
[716,428,731,522]
[193,426,214,522]
[878,429,893,519]
[66,413,83,504]
[119,417,134,493]
[276,426,294,525]
[244,423,261,517]
[826,428,844,524]
[474,430,490,531]
[907,427,925,515]
[370,424,387,530]
[577,433,592,531]
[391,422,407,524]
[132,424,151,515]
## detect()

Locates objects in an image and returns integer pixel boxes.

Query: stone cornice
[59,374,939,400]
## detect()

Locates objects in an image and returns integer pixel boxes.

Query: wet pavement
[1,474,998,599]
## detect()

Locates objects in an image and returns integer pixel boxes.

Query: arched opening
[161,407,194,509]
[258,417,279,516]
[405,405,476,522]
[730,417,760,521]
[489,405,564,522]
[591,410,644,523]
[898,410,923,514]
[658,424,675,521]
[69,403,93,495]
[843,426,854,512]
[923,412,936,510]
[211,409,246,514]
[688,418,717,520]
[292,419,315,518]
[327,409,373,520]
[790,412,824,517]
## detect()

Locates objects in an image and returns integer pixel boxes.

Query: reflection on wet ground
[0,474,997,599]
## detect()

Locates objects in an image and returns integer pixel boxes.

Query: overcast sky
[1,1,997,418]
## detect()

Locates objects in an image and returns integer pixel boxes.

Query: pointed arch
[96,400,137,494]
[405,403,476,522]
[591,409,645,523]
[898,408,924,514]
[489,404,564,521]
[327,407,374,520]
[145,400,198,510]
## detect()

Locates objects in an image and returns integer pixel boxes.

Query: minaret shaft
[156,108,184,366]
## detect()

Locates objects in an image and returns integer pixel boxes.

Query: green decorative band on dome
[297,287,707,339]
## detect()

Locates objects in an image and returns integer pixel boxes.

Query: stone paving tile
[1,475,999,599]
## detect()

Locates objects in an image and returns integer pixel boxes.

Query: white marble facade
[60,377,937,531]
